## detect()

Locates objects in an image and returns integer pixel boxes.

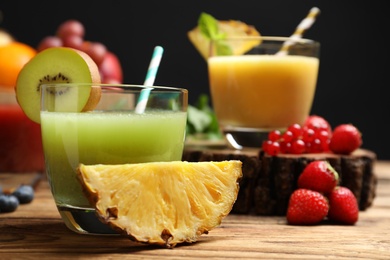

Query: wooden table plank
[0,161,389,259]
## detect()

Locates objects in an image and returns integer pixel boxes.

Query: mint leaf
[197,12,232,56]
[187,105,212,133]
[186,94,222,140]
[198,12,219,40]
[196,94,221,135]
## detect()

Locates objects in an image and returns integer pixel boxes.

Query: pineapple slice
[77,160,242,248]
[188,13,261,59]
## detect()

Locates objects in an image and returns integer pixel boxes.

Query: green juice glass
[40,83,188,235]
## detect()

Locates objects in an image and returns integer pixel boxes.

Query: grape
[37,36,63,52]
[99,51,123,83]
[82,41,107,65]
[0,194,19,213]
[56,19,85,40]
[36,19,123,84]
[12,185,34,204]
[62,34,84,49]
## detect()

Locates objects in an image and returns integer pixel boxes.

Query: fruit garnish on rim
[15,47,101,123]
[187,12,261,59]
[77,160,242,248]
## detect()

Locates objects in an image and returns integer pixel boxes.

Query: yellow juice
[208,55,319,131]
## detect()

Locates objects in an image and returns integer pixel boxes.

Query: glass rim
[40,83,188,93]
[212,36,319,44]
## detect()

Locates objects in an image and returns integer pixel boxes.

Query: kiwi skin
[72,48,101,112]
[15,47,102,124]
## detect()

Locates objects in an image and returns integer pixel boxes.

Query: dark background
[1,1,389,159]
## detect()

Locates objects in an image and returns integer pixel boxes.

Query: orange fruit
[0,41,37,88]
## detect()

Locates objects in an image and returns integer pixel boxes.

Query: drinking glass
[0,86,44,173]
[40,83,188,235]
[208,36,320,149]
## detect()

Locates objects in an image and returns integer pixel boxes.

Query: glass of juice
[40,83,188,235]
[208,36,320,149]
[0,86,45,173]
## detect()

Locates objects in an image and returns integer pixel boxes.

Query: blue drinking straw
[135,46,164,113]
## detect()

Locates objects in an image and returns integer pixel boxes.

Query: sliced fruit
[15,47,101,123]
[188,13,261,60]
[0,41,36,88]
[77,160,243,248]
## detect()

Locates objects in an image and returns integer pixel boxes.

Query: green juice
[40,110,187,234]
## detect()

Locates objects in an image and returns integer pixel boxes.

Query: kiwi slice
[15,47,101,123]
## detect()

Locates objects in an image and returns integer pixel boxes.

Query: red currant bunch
[262,117,332,156]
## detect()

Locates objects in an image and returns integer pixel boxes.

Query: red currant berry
[291,139,306,154]
[287,123,303,138]
[302,128,316,143]
[316,130,329,141]
[268,130,281,142]
[280,141,292,154]
[262,140,272,152]
[267,141,281,156]
[282,130,294,143]
[309,138,323,153]
[321,139,330,152]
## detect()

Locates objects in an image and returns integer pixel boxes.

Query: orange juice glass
[208,36,320,149]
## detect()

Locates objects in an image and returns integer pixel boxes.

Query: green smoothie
[40,110,187,233]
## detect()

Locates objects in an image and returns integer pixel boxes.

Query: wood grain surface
[0,162,389,259]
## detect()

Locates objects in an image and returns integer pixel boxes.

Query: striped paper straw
[135,46,164,113]
[276,7,320,56]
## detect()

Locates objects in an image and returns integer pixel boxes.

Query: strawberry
[327,186,359,225]
[286,188,329,225]
[297,160,339,194]
[304,115,332,136]
[329,124,362,155]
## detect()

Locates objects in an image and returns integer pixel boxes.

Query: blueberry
[12,185,34,204]
[0,194,19,213]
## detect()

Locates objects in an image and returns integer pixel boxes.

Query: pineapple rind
[77,161,242,248]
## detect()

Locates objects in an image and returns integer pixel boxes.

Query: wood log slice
[182,147,377,216]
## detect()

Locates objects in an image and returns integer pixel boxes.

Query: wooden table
[1,161,389,259]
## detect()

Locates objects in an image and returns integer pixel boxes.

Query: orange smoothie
[208,55,319,131]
